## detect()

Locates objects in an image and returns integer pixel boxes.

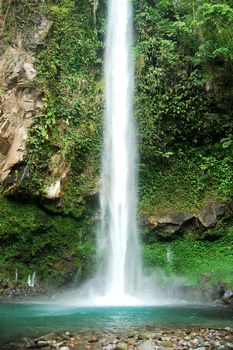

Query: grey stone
[198,200,226,227]
[138,340,155,350]
[222,290,233,304]
[104,345,115,350]
[37,340,49,348]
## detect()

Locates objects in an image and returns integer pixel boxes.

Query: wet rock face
[0,46,43,182]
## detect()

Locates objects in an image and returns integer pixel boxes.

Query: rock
[43,153,71,200]
[44,332,57,341]
[34,17,53,46]
[138,340,155,350]
[45,180,61,199]
[222,290,233,304]
[60,347,70,350]
[226,343,233,350]
[197,200,226,228]
[104,345,115,350]
[88,336,99,343]
[143,199,229,235]
[24,338,37,348]
[138,331,155,340]
[225,328,233,333]
[37,340,49,348]
[115,342,128,350]
[161,340,173,347]
[0,46,43,183]
[147,213,194,233]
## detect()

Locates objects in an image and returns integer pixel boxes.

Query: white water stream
[98,0,142,304]
[59,0,186,307]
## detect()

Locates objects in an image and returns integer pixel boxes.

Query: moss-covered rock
[0,195,96,286]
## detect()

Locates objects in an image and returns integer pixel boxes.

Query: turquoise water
[1,303,233,345]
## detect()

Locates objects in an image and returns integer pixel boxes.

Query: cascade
[98,0,142,304]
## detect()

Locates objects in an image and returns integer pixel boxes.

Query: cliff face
[0,0,232,288]
[0,46,41,182]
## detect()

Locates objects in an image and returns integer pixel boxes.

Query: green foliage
[0,195,96,285]
[135,0,233,214]
[142,222,233,287]
[3,0,104,216]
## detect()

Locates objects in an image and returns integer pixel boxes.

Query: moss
[142,221,233,287]
[138,149,233,216]
[0,195,96,286]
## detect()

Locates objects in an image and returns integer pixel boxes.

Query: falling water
[98,0,142,304]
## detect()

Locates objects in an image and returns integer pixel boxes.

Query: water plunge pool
[1,303,233,346]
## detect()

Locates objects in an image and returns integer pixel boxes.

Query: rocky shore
[5,327,233,350]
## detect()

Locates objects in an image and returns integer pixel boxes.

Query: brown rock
[0,46,43,182]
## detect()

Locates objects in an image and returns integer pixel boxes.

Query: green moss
[142,222,233,287]
[0,195,96,285]
[138,148,233,216]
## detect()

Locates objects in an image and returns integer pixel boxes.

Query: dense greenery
[0,195,96,285]
[0,0,232,288]
[143,224,233,286]
[135,0,233,214]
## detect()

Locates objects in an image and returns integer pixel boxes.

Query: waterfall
[98,0,142,304]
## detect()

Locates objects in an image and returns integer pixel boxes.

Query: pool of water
[1,302,233,345]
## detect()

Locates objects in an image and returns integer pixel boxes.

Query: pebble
[8,326,233,350]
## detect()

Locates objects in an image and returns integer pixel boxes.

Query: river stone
[104,345,115,350]
[138,340,155,350]
[24,338,36,348]
[115,343,128,350]
[88,336,99,343]
[161,340,173,347]
[60,347,70,350]
[139,331,155,340]
[226,343,233,349]
[37,340,49,347]
[44,332,57,341]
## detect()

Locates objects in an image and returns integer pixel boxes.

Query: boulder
[144,199,229,236]
[43,154,71,200]
[198,200,226,227]
[147,213,194,234]
[222,290,233,305]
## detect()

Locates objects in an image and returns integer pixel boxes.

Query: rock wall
[142,199,232,238]
[0,46,43,182]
